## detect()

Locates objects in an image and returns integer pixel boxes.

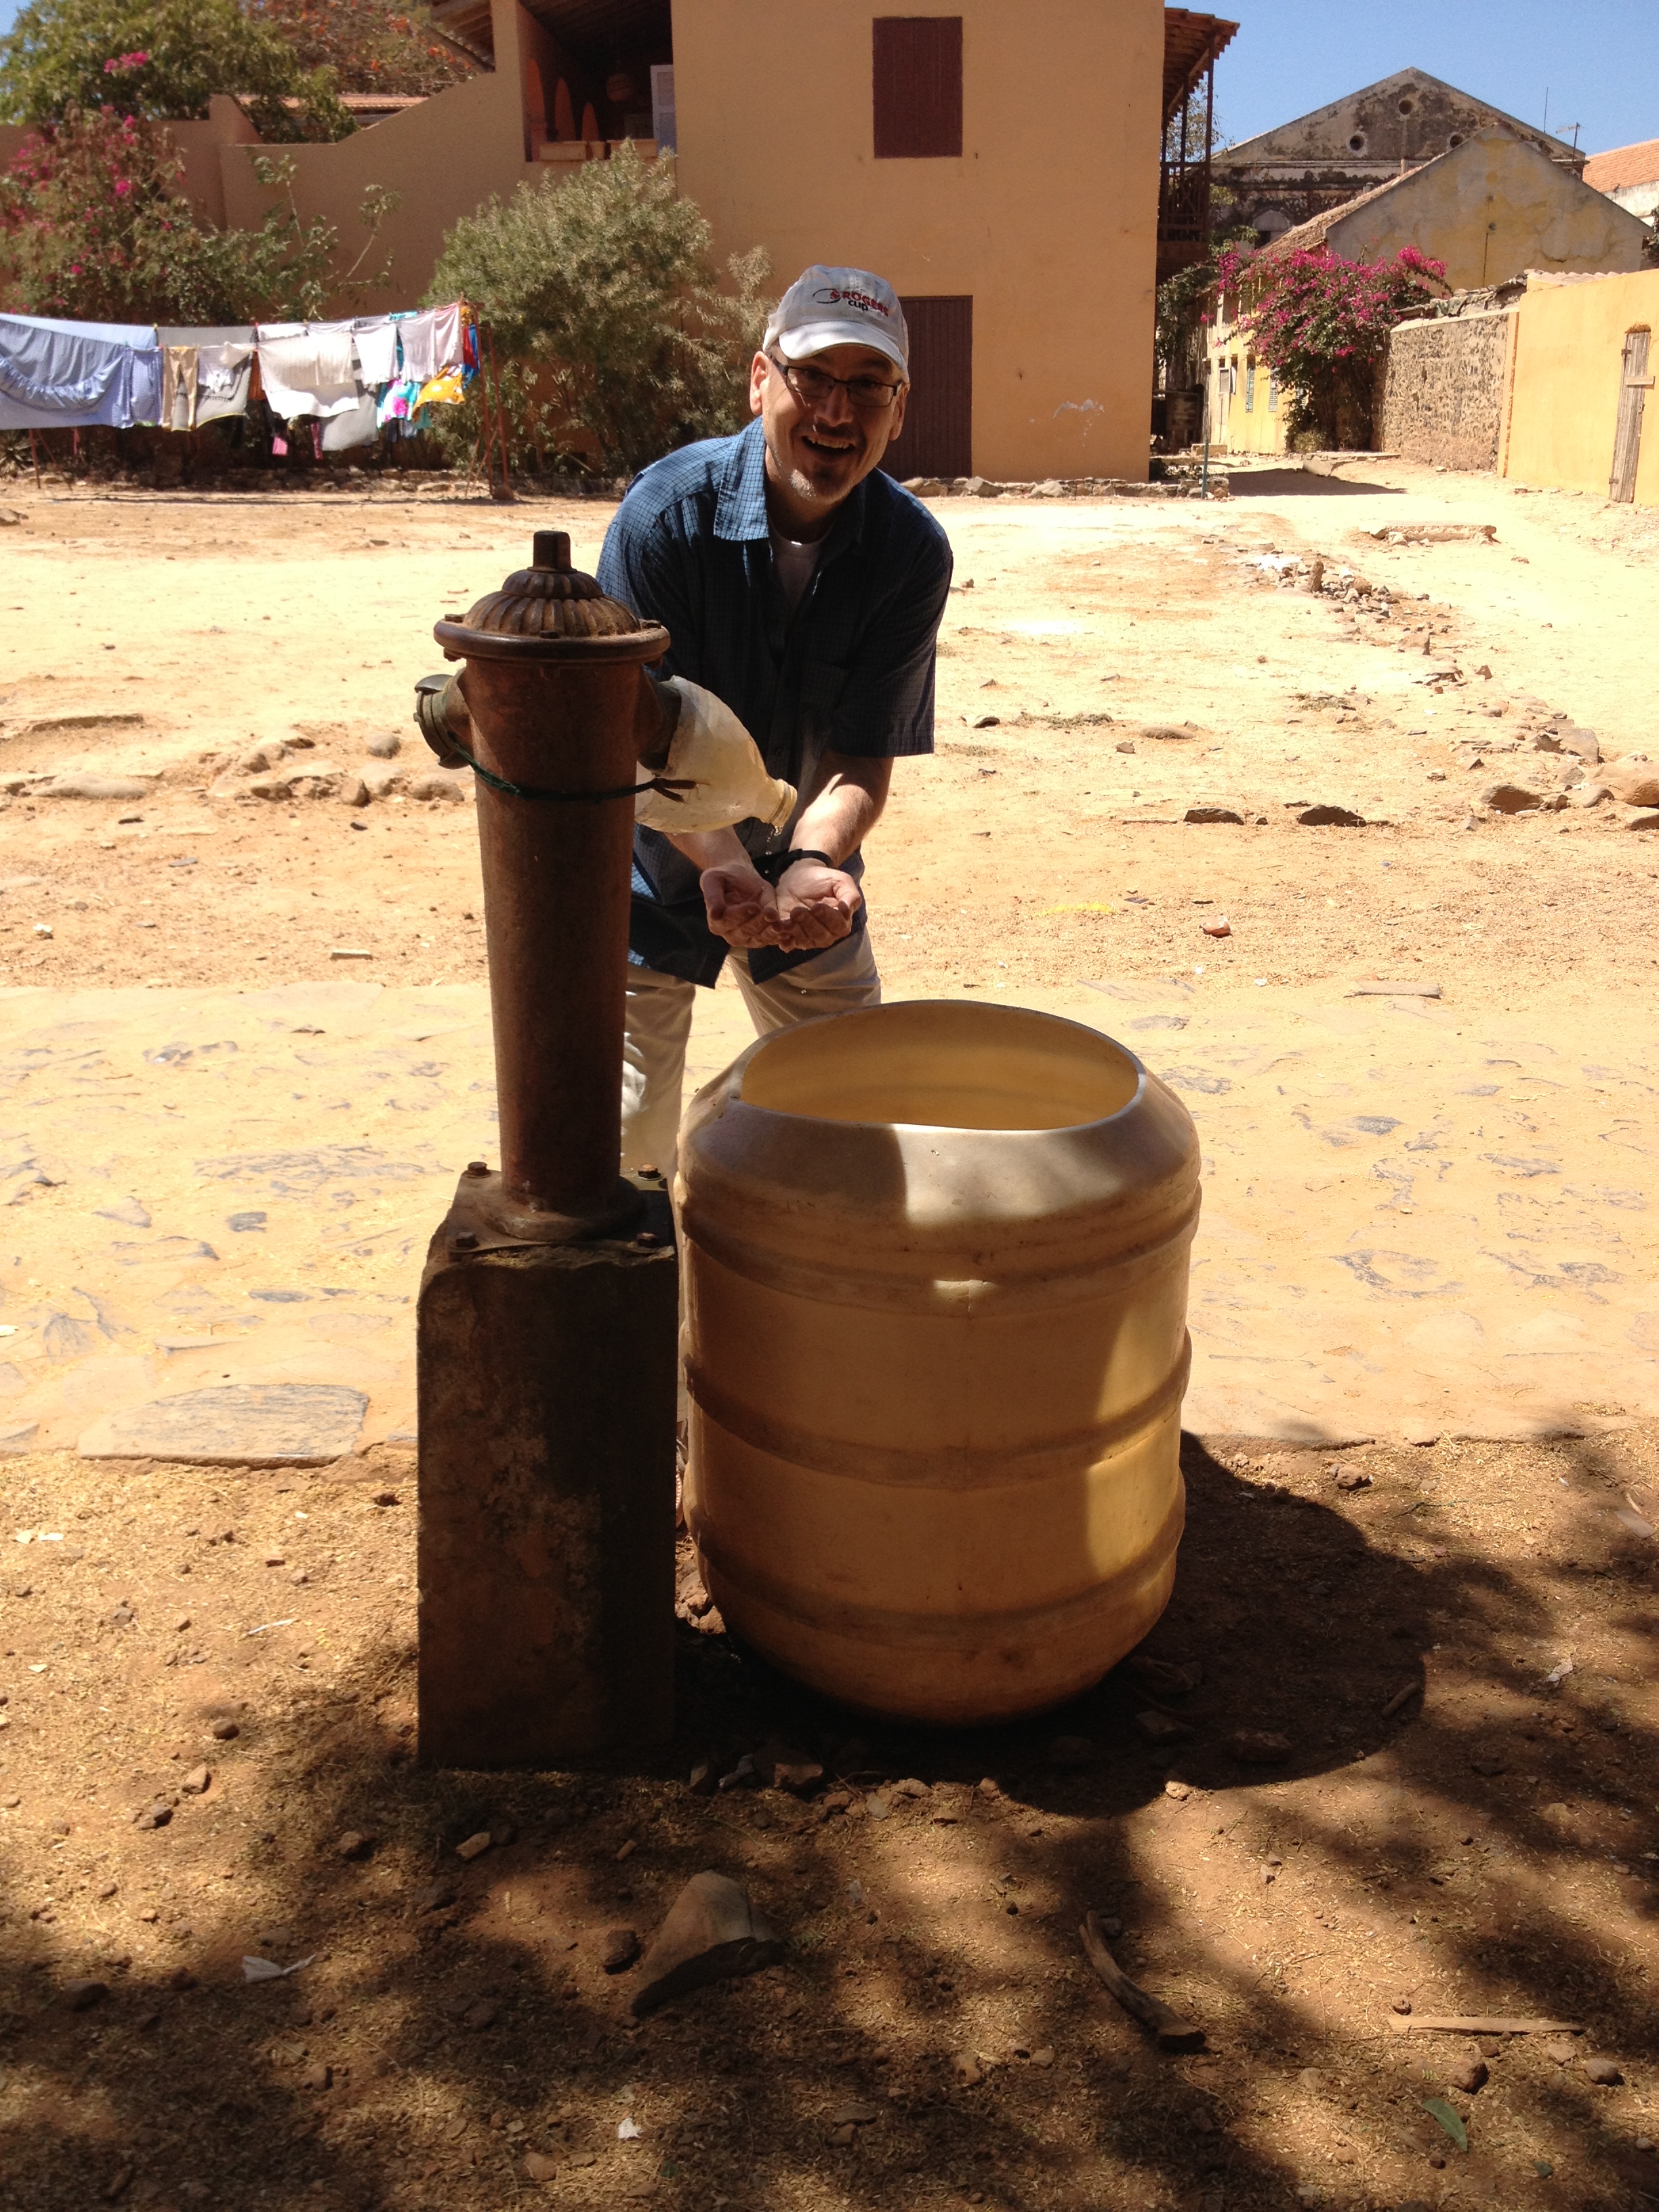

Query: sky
[1213,0,1658,157]
[0,0,1654,157]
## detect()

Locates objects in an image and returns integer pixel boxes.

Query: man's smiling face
[750,342,909,529]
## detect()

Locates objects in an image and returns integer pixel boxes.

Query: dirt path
[0,462,1655,2212]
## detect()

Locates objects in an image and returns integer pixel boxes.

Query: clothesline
[0,302,478,453]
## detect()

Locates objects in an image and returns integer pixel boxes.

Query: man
[597,264,952,1169]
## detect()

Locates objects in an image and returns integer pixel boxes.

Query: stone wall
[1380,309,1513,470]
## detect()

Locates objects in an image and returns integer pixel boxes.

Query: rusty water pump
[413,531,680,1767]
[420,529,672,1243]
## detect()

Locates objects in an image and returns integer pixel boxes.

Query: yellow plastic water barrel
[676,1000,1201,1725]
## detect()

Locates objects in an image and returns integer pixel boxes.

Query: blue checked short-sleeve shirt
[597,416,952,987]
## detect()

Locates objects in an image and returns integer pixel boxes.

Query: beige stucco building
[1,1,1237,483]
[1213,67,1586,247]
[1204,128,1651,455]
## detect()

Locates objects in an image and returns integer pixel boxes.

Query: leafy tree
[428,144,771,476]
[1155,228,1255,391]
[0,0,349,142]
[1236,245,1447,449]
[247,0,478,100]
[0,103,398,323]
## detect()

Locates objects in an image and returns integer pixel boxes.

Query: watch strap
[758,846,838,882]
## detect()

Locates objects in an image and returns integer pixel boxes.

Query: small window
[1244,356,1255,412]
[1397,96,1415,115]
[1349,134,1366,152]
[873,17,963,159]
[1267,373,1279,414]
[1449,133,1463,147]
[651,62,676,150]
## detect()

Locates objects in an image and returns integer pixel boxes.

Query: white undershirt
[769,525,823,615]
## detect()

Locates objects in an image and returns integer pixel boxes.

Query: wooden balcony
[1158,9,1238,284]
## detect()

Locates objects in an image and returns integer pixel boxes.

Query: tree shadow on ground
[1,1432,1654,2212]
[1227,471,1406,499]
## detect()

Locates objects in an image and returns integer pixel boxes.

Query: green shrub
[429,144,770,476]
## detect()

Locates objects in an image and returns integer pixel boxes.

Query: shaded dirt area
[1,1430,1655,2212]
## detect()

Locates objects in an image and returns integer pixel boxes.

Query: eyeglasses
[769,354,905,414]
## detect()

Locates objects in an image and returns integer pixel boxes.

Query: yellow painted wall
[1502,268,1659,506]
[1326,129,1648,291]
[674,0,1164,483]
[1204,335,1288,453]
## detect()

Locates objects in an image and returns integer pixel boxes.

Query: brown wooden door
[1610,327,1650,503]
[883,295,972,481]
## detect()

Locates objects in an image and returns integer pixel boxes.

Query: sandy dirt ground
[0,460,1655,2212]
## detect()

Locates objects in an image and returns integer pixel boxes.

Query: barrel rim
[727,998,1155,1138]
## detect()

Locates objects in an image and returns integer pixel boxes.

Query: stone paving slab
[79,1380,369,1465]
[0,976,1652,1462]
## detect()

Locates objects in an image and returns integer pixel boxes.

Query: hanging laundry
[352,315,398,386]
[5,313,158,346]
[0,316,159,430]
[128,348,165,426]
[376,375,422,427]
[159,327,254,426]
[255,322,361,420]
[416,367,468,409]
[160,345,199,431]
[394,308,442,384]
[321,393,380,451]
[429,303,464,373]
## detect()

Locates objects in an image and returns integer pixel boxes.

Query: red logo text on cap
[811,287,891,320]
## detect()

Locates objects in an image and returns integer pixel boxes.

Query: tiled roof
[1583,139,1659,192]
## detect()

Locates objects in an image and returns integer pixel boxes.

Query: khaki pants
[620,930,882,1172]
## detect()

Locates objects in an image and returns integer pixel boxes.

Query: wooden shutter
[882,296,972,480]
[1610,327,1650,504]
[873,18,963,159]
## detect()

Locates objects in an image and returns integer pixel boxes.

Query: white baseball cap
[764,266,909,376]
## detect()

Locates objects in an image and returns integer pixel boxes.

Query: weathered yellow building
[2,0,1238,483]
[1204,127,1650,455]
[1501,268,1659,506]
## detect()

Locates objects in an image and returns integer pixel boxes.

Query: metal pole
[485,327,515,503]
[474,328,497,489]
[28,432,41,489]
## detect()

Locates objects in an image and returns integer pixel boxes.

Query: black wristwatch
[758,847,838,883]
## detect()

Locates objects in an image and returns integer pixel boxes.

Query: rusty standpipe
[421,529,671,1245]
[412,530,680,1766]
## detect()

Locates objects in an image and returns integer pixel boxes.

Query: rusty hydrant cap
[435,531,668,663]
